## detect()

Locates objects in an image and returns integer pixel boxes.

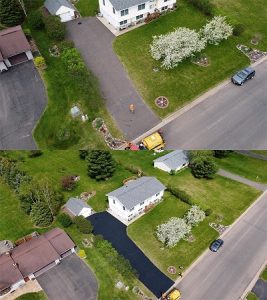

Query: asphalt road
[37,254,98,300]
[175,191,267,300]
[66,18,159,140]
[163,60,267,149]
[0,62,47,149]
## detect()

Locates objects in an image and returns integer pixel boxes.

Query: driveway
[88,212,173,297]
[37,254,98,300]
[252,279,267,300]
[162,59,267,149]
[174,191,267,300]
[66,18,159,140]
[0,62,47,149]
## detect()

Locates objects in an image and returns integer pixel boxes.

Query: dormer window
[138,3,145,10]
[121,9,129,16]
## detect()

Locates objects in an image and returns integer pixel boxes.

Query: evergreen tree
[87,150,116,180]
[214,150,233,158]
[0,0,25,27]
[30,201,53,227]
[190,156,218,179]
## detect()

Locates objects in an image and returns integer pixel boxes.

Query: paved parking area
[252,279,267,300]
[66,17,159,140]
[37,254,98,300]
[0,62,47,149]
[89,212,173,298]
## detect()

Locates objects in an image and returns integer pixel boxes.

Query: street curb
[132,54,267,146]
[165,190,267,297]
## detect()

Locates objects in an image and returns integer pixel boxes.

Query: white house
[153,150,189,173]
[65,198,93,218]
[0,26,33,72]
[107,176,166,223]
[99,0,176,30]
[44,0,79,22]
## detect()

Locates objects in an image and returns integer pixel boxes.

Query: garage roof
[0,26,31,60]
[65,198,91,216]
[107,177,166,210]
[109,0,150,11]
[44,0,75,14]
[153,150,189,170]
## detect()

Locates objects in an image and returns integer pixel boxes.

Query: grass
[252,150,267,157]
[216,152,267,184]
[246,292,259,300]
[260,267,267,281]
[75,0,99,17]
[113,1,251,117]
[15,292,47,300]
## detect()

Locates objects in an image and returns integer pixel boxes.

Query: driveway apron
[66,18,160,140]
[88,212,174,297]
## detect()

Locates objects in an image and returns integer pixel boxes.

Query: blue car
[210,239,224,252]
[231,67,255,85]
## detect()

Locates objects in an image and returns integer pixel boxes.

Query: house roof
[0,228,75,291]
[0,240,14,255]
[109,0,150,11]
[65,198,91,216]
[44,0,75,14]
[153,150,189,170]
[0,26,31,60]
[107,176,166,210]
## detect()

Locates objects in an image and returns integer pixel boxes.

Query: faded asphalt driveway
[66,17,159,140]
[0,62,47,149]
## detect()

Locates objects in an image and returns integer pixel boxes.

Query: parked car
[231,67,255,85]
[210,239,224,252]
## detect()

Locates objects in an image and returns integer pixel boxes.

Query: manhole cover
[155,96,169,108]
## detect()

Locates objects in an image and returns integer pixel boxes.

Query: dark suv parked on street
[210,239,224,252]
[231,67,255,85]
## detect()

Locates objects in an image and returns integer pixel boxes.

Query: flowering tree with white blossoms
[156,217,191,247]
[185,205,206,227]
[150,27,206,69]
[201,16,233,45]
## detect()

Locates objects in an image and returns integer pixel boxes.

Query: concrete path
[66,18,159,140]
[237,150,267,161]
[174,191,267,300]
[218,169,267,191]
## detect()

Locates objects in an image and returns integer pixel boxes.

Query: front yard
[114,0,266,117]
[76,0,99,17]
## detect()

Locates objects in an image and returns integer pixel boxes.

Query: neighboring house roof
[0,240,14,255]
[109,0,150,11]
[44,0,75,14]
[65,198,91,216]
[107,176,166,210]
[0,228,75,292]
[153,150,189,170]
[0,26,31,60]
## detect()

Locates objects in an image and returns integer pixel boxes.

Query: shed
[44,0,78,22]
[65,198,93,218]
[153,150,189,173]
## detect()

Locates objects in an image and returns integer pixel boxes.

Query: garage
[44,0,78,23]
[8,53,29,66]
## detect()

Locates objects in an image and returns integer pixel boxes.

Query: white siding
[56,6,76,22]
[0,61,8,72]
[154,161,189,173]
[79,207,92,218]
[25,50,33,60]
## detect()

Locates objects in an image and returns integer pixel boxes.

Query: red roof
[0,26,31,61]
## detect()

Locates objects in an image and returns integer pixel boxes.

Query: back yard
[114,0,266,117]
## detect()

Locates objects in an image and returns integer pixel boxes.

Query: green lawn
[113,1,250,117]
[15,292,47,300]
[260,267,267,281]
[76,0,99,16]
[246,292,259,300]
[252,150,267,157]
[216,152,267,184]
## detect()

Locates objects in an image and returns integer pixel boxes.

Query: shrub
[34,56,46,70]
[61,48,87,76]
[28,10,44,30]
[30,201,53,227]
[58,40,75,52]
[205,208,213,216]
[167,185,193,205]
[74,216,93,234]
[233,23,245,36]
[28,150,43,158]
[185,205,205,226]
[124,164,143,176]
[187,0,214,16]
[213,150,233,158]
[0,0,25,27]
[44,15,65,41]
[60,175,77,191]
[79,150,89,160]
[57,213,72,227]
[190,156,218,179]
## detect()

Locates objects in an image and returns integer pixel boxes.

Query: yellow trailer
[142,132,165,150]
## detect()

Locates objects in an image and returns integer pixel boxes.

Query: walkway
[88,212,174,297]
[66,18,159,140]
[218,169,267,191]
[237,150,267,161]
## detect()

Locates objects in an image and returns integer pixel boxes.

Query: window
[103,0,105,5]
[140,201,144,206]
[113,7,115,14]
[123,206,125,210]
[121,9,129,16]
[156,192,160,197]
[120,20,127,25]
[130,207,134,212]
[136,14,143,20]
[164,0,169,2]
[113,199,116,204]
[161,6,168,10]
[138,3,145,10]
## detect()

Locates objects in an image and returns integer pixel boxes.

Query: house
[44,0,79,22]
[99,0,176,30]
[0,228,75,298]
[153,150,189,173]
[0,26,33,72]
[107,176,166,223]
[65,198,93,218]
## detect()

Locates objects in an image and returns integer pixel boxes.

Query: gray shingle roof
[153,150,189,170]
[109,0,150,11]
[44,0,75,14]
[107,177,166,210]
[65,198,91,216]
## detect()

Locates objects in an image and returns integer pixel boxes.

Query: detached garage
[0,26,33,72]
[65,198,93,218]
[44,0,79,22]
[153,150,189,173]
